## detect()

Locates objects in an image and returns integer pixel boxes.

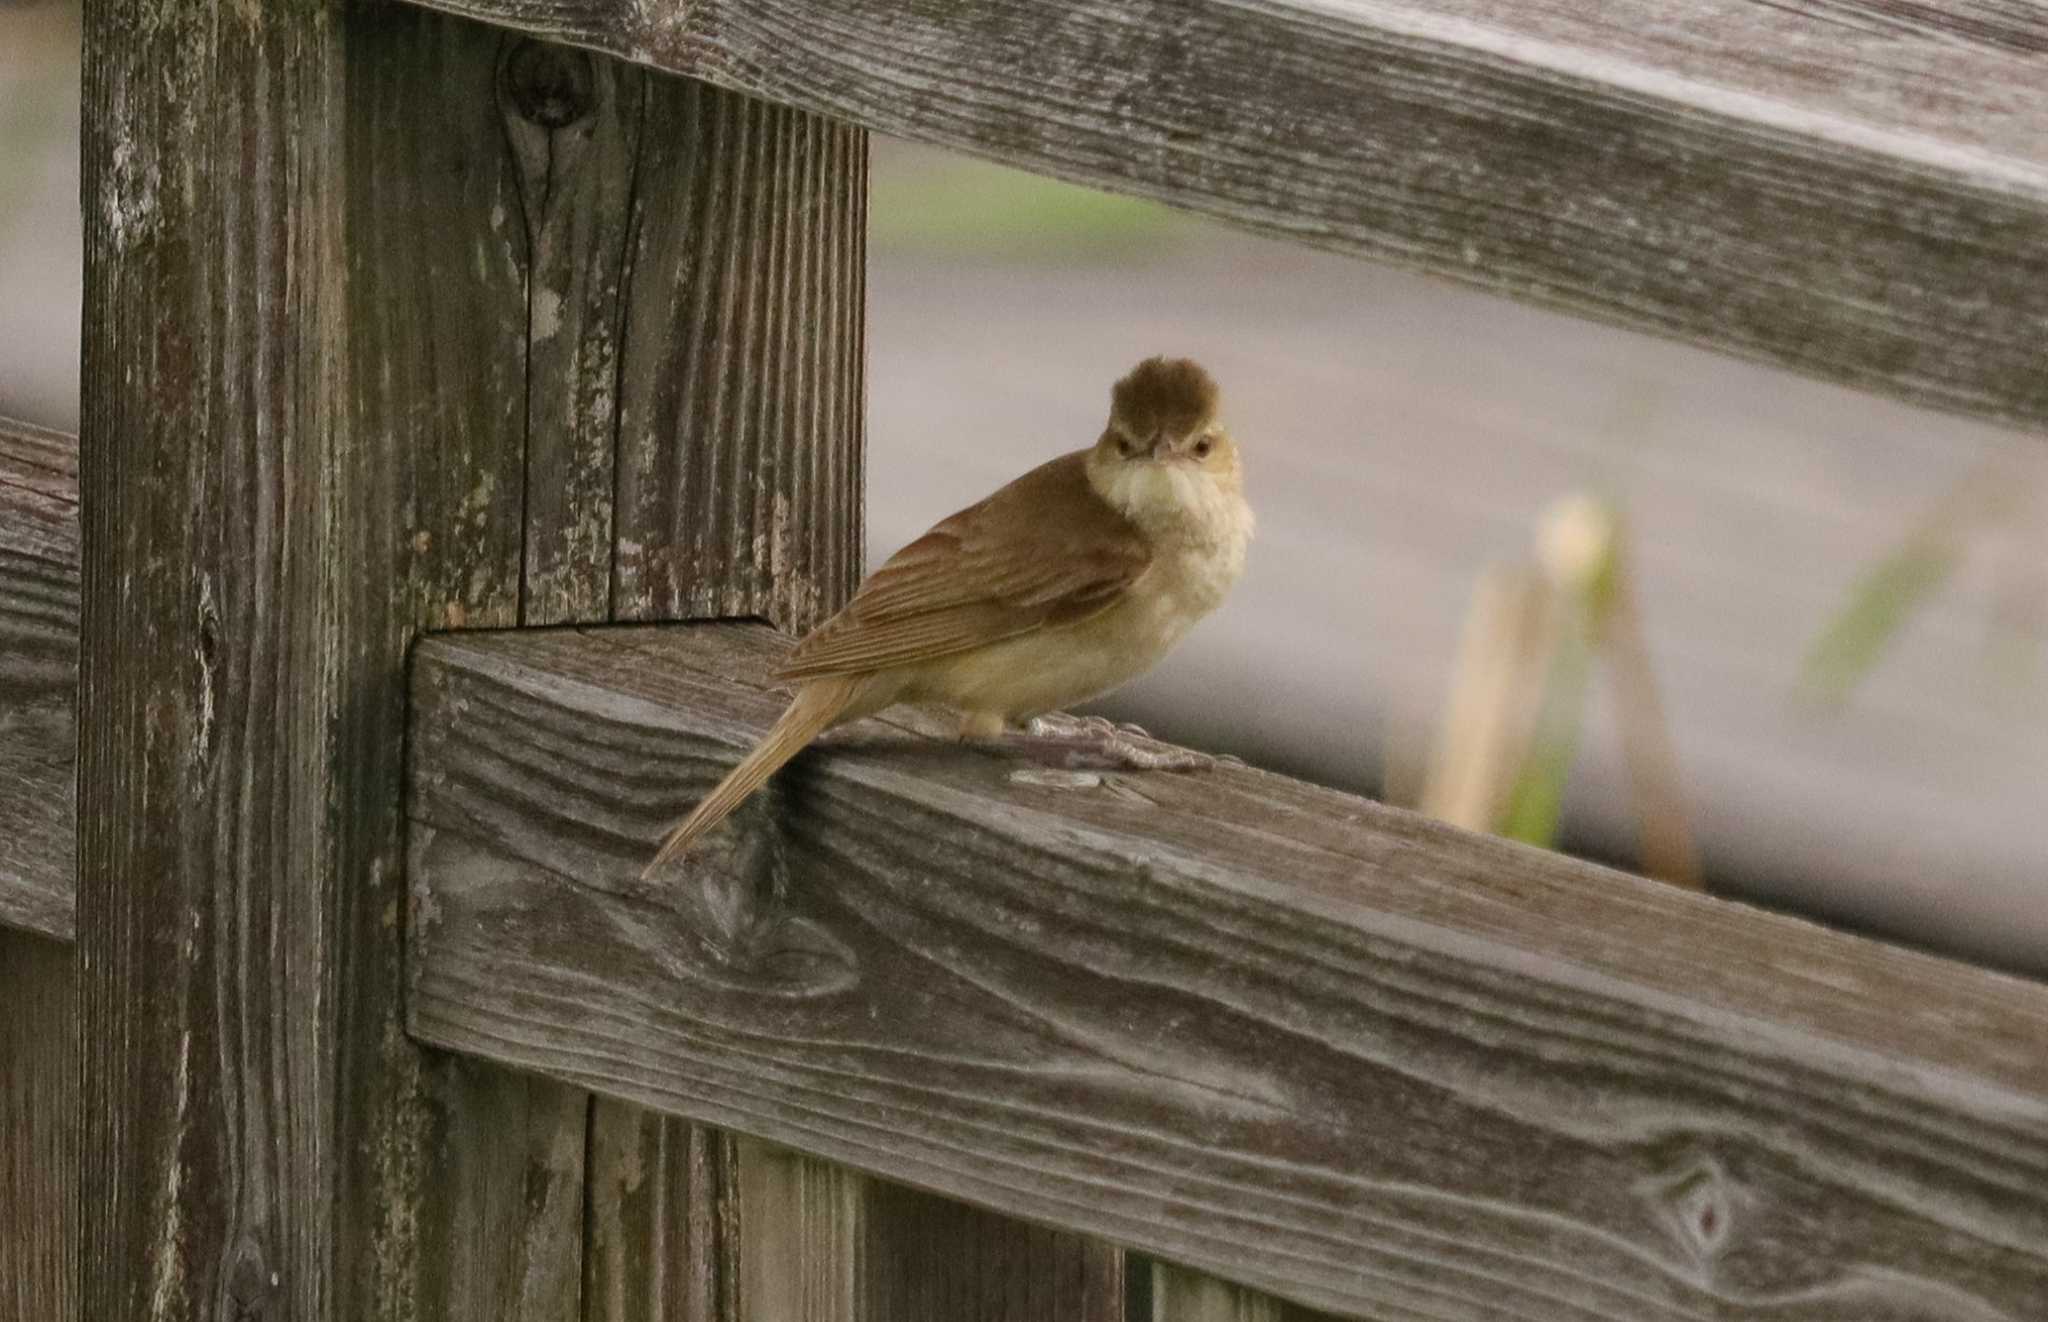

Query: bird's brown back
[777,451,1152,680]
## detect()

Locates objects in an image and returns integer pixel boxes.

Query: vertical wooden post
[865,1182,1123,1321]
[344,17,594,1318]
[79,5,352,1317]
[83,5,1119,1317]
[1148,1266,1284,1322]
[590,70,869,1322]
[74,7,604,1318]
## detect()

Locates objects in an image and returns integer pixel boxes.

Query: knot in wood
[503,41,595,130]
[223,1233,281,1321]
[1636,1148,1744,1271]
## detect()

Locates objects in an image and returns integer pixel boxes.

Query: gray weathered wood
[607,77,866,625]
[79,7,355,1316]
[408,622,2048,1321]
[75,8,606,1319]
[0,929,75,1322]
[347,22,595,1318]
[526,48,877,1322]
[416,1059,590,1320]
[397,0,2048,434]
[584,1108,742,1321]
[0,418,76,941]
[736,1141,863,1322]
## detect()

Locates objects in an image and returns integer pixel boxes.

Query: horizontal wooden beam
[0,419,76,942]
[408,623,2048,1321]
[397,0,2048,434]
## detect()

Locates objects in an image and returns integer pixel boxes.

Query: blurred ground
[868,142,2048,976]
[3,12,2041,975]
[0,2,80,430]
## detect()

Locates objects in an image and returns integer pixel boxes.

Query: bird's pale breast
[905,508,1249,722]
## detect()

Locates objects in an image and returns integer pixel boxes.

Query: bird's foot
[996,713,1231,772]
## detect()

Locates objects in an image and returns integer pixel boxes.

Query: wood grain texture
[867,1181,1123,1322]
[399,0,2048,435]
[345,15,592,1321]
[407,622,2048,1322]
[75,8,598,1320]
[1150,1266,1283,1322]
[542,52,876,1322]
[583,1108,742,1322]
[607,76,866,625]
[415,1059,590,1320]
[0,929,76,1322]
[79,6,354,1317]
[0,418,75,941]
[499,36,637,627]
[1142,1258,1340,1322]
[64,12,890,1315]
[735,1141,863,1322]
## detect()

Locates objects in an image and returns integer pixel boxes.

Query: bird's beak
[1145,436,1169,460]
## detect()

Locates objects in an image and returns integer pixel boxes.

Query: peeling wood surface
[0,929,75,1322]
[606,76,866,626]
[0,418,74,941]
[349,16,594,1319]
[408,622,2048,1321]
[401,0,2048,434]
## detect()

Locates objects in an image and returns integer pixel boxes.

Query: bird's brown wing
[776,450,1151,680]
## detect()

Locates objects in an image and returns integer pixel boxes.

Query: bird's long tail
[644,676,860,877]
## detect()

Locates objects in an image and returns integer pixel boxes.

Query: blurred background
[5,1,2043,974]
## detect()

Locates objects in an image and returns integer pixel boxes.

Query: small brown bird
[646,356,1252,873]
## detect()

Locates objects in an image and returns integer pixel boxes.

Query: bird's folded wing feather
[777,451,1150,680]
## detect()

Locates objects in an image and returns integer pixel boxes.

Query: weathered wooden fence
[3,1,2046,1319]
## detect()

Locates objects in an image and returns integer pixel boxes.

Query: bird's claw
[1014,714,1222,772]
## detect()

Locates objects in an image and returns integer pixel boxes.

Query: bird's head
[1088,357,1243,534]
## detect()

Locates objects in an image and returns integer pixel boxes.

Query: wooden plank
[866,1182,1122,1322]
[345,14,590,1319]
[1142,1259,1341,1322]
[1149,1267,1282,1322]
[397,0,2048,435]
[0,929,76,1322]
[607,76,865,626]
[407,622,2048,1322]
[53,13,887,1314]
[74,7,602,1319]
[497,36,876,1322]
[0,418,75,941]
[415,1058,590,1320]
[736,1140,863,1321]
[584,1108,742,1321]
[78,7,353,1316]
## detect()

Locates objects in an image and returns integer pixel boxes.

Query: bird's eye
[1117,437,1138,457]
[1192,437,1214,458]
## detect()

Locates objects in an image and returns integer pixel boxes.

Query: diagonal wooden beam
[0,418,76,942]
[407,621,2048,1322]
[395,0,2048,434]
